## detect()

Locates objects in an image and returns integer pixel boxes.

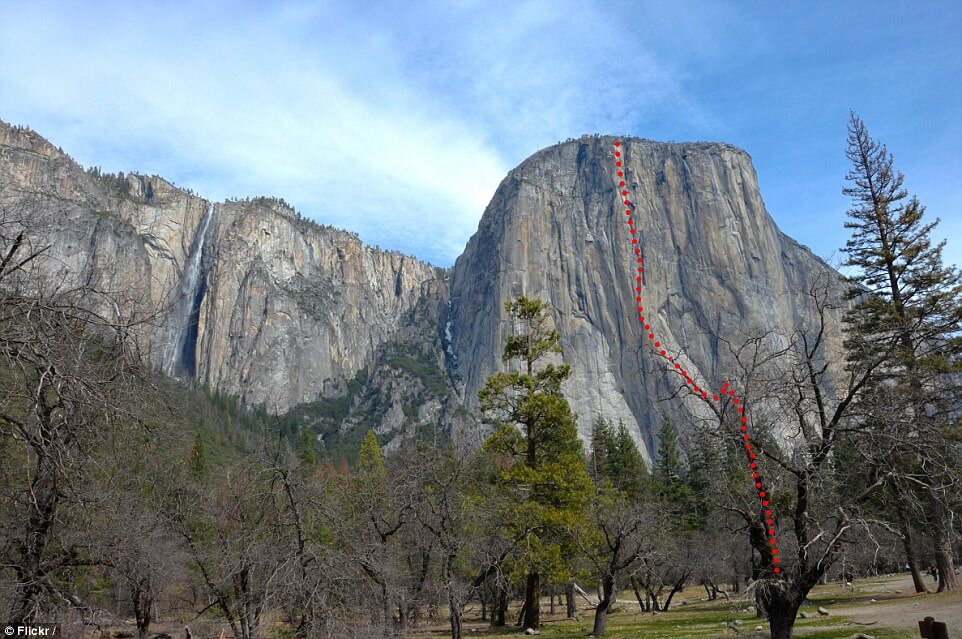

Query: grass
[409,574,936,639]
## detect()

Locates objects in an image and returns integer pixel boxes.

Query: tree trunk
[897,504,928,593]
[565,582,576,618]
[591,575,614,637]
[629,577,648,613]
[448,600,463,639]
[768,606,798,639]
[757,583,801,639]
[929,491,959,592]
[903,535,928,594]
[132,584,153,639]
[522,572,541,629]
[663,576,685,611]
[493,584,508,627]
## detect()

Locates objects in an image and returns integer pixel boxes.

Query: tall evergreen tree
[842,112,962,591]
[654,417,684,489]
[478,296,592,630]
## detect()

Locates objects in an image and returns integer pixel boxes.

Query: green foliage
[842,112,962,381]
[382,344,451,399]
[296,426,318,469]
[654,417,684,487]
[478,296,592,589]
[187,432,210,480]
[589,417,647,497]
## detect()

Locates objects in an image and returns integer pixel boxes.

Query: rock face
[446,135,846,461]
[2,123,847,457]
[0,121,445,418]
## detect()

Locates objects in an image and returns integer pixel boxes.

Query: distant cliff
[1,122,847,458]
[445,135,847,462]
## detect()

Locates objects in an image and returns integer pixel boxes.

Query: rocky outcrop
[446,135,847,462]
[2,122,847,458]
[0,121,445,416]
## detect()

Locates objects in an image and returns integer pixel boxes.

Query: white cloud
[0,1,526,264]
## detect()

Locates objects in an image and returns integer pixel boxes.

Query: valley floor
[409,573,961,639]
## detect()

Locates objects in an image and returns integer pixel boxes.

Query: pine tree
[296,426,318,469]
[654,417,683,488]
[479,296,592,630]
[588,418,647,497]
[842,112,962,591]
[187,432,209,480]
[589,416,615,483]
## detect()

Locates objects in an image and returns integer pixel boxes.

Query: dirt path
[825,573,962,633]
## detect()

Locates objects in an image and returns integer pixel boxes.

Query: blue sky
[1,1,960,268]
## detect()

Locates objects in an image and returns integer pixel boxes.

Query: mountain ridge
[0,120,848,459]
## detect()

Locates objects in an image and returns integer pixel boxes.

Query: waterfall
[162,203,215,376]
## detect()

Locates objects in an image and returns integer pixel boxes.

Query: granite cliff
[445,135,847,461]
[1,123,846,458]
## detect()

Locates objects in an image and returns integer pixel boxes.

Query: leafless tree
[0,199,151,624]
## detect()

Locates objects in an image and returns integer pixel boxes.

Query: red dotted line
[612,140,781,576]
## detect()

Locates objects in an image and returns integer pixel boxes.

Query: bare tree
[0,200,150,623]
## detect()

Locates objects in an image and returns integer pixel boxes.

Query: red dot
[635,285,641,291]
[632,239,637,244]
[674,363,681,369]
[743,435,750,441]
[766,509,772,515]
[742,417,748,423]
[615,151,621,157]
[712,395,719,401]
[774,567,781,574]
[618,171,623,177]
[634,249,640,254]
[702,391,708,398]
[614,141,621,147]
[619,181,625,186]
[733,398,740,405]
[654,341,660,347]
[752,473,759,479]
[648,333,655,339]
[616,161,622,167]
[644,324,650,329]
[661,350,667,356]
[694,385,700,392]
[750,463,757,469]
[622,190,628,196]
